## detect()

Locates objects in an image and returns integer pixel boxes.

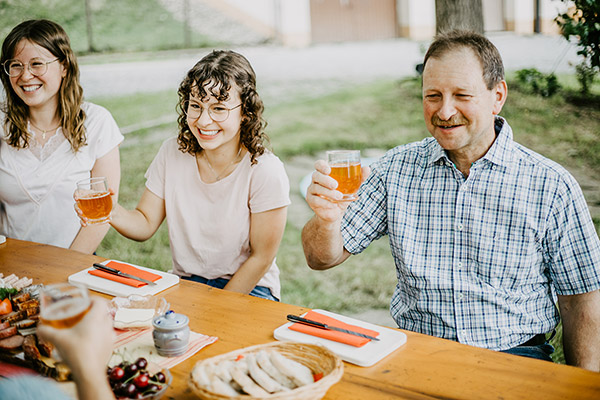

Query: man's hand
[305,159,371,223]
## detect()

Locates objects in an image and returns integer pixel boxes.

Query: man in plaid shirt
[302,30,600,371]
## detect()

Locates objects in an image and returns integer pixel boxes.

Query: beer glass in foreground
[326,150,361,201]
[75,177,112,224]
[40,283,91,329]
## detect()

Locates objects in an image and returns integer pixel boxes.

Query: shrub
[515,68,561,97]
[555,0,600,94]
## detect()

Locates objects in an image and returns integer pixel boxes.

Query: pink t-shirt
[145,137,290,299]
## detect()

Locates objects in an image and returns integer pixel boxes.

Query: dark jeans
[500,337,555,362]
[181,275,279,302]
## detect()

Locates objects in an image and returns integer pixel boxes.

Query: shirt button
[457,293,464,300]
[457,262,463,269]
[456,223,463,231]
[492,165,497,170]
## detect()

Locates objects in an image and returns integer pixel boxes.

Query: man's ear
[492,80,508,115]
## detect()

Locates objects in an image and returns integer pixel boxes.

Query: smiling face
[9,39,65,113]
[186,83,243,153]
[422,47,507,167]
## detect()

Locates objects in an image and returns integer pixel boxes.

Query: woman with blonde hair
[0,19,122,253]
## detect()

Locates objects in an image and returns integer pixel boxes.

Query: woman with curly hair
[104,50,290,301]
[0,19,122,253]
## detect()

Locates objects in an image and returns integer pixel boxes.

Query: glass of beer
[326,150,361,201]
[39,283,91,329]
[75,177,112,224]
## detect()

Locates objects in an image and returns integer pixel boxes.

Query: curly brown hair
[0,19,86,152]
[176,50,268,164]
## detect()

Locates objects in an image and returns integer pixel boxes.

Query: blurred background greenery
[0,0,217,53]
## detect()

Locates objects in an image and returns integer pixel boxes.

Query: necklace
[30,120,60,141]
[203,147,242,181]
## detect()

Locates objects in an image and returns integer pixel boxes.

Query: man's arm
[558,290,600,371]
[302,214,351,270]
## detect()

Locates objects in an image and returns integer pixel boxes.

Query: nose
[19,66,35,80]
[436,97,457,121]
[195,107,214,126]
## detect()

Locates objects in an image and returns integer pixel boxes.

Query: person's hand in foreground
[37,297,115,400]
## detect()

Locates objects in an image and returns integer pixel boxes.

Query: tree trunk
[435,0,484,34]
[84,0,96,52]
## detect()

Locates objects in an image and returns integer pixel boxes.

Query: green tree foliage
[555,0,600,93]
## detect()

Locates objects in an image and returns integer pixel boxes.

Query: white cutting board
[274,309,406,367]
[68,260,179,297]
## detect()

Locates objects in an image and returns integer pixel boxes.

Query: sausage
[0,321,10,331]
[11,292,31,303]
[0,334,24,350]
[1,310,25,323]
[23,334,41,360]
[14,319,37,330]
[36,335,54,357]
[24,307,39,317]
[16,299,39,311]
[0,326,17,339]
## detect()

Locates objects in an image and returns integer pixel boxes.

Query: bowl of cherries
[107,357,172,399]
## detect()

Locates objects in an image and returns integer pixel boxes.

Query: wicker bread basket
[188,341,343,400]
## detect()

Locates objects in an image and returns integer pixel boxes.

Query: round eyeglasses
[183,101,241,122]
[3,58,59,78]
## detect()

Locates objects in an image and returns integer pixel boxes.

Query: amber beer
[77,191,112,221]
[40,297,91,328]
[75,177,112,223]
[40,283,91,329]
[327,150,361,201]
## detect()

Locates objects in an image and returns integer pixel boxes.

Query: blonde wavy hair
[176,50,268,164]
[0,19,86,151]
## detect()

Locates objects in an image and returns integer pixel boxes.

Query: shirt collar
[427,116,515,168]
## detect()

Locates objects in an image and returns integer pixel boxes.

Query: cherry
[133,372,150,389]
[124,363,138,377]
[145,383,160,393]
[121,382,137,397]
[109,366,126,382]
[152,371,166,383]
[135,357,148,370]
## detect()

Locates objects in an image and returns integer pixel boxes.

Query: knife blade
[92,263,157,286]
[287,314,380,341]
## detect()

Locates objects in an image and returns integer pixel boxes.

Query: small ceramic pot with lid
[152,310,190,357]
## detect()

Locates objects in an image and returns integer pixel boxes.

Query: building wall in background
[207,0,571,46]
[309,0,397,43]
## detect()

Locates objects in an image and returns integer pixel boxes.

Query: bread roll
[256,350,296,389]
[270,350,314,386]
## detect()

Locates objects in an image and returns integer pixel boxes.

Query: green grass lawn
[0,0,216,54]
[92,76,599,365]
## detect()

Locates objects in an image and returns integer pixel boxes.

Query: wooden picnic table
[1,238,599,399]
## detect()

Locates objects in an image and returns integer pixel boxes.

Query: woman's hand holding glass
[73,177,116,226]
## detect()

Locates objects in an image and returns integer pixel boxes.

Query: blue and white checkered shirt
[341,117,600,350]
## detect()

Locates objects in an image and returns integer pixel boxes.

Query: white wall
[220,0,311,46]
[398,0,435,40]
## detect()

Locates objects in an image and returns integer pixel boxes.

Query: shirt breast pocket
[472,226,543,288]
